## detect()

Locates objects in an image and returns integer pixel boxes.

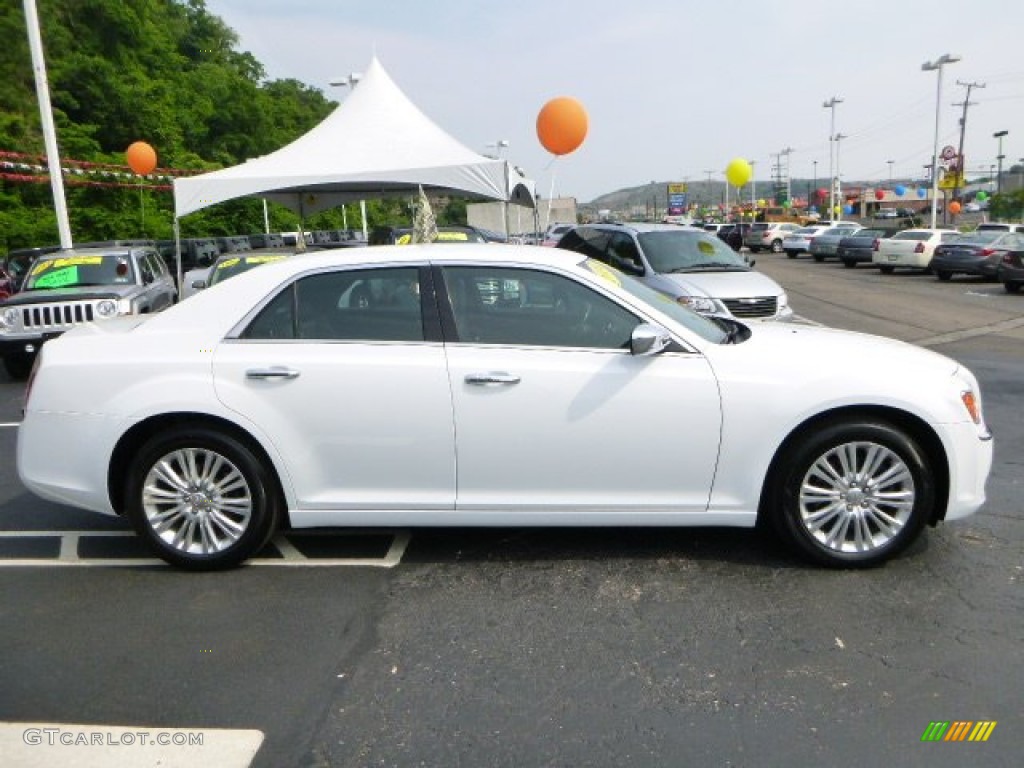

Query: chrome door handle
[465,372,521,386]
[246,367,301,380]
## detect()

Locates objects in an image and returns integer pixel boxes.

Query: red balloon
[815,188,828,200]
[875,189,885,200]
[948,201,962,215]
[536,97,588,156]
[126,141,157,175]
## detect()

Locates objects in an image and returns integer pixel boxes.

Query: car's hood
[708,321,959,381]
[0,286,133,306]
[660,270,782,298]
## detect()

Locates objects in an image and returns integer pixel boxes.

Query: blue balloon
[808,205,818,213]
[917,187,927,198]
[894,185,906,197]
[843,204,853,215]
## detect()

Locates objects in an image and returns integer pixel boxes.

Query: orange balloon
[126,141,157,175]
[536,97,588,156]
[948,201,962,215]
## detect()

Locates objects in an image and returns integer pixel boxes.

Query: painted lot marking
[0,529,410,568]
[0,722,263,768]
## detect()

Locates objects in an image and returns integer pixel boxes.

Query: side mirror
[630,323,673,357]
[191,280,206,290]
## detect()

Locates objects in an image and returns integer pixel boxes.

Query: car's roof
[583,222,705,234]
[36,247,142,258]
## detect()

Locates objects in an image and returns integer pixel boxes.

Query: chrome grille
[20,302,95,331]
[721,296,778,319]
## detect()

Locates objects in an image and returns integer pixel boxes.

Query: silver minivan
[556,223,793,322]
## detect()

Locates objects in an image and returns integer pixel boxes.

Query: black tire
[771,420,934,568]
[879,266,895,274]
[749,246,761,253]
[786,250,797,259]
[124,426,281,570]
[771,239,784,254]
[813,254,825,263]
[842,259,856,269]
[3,353,33,381]
[1004,281,1021,294]
[936,270,952,281]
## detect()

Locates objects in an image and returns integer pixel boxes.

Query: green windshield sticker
[33,266,79,288]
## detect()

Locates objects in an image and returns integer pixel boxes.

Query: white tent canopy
[173,56,536,219]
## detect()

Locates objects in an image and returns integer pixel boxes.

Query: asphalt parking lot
[1,251,1021,767]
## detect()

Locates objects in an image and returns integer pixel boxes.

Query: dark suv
[0,245,177,379]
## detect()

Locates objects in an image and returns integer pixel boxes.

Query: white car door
[213,265,455,512]
[438,265,722,520]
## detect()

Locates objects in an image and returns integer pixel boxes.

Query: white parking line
[0,529,410,568]
[1,722,263,768]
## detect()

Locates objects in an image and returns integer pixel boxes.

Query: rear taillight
[915,242,925,253]
[978,248,995,257]
[872,239,880,251]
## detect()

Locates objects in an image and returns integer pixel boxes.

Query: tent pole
[296,194,307,252]
[360,200,368,241]
[503,162,511,238]
[173,218,182,299]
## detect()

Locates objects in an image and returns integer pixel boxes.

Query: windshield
[578,258,728,344]
[209,255,287,286]
[636,231,748,273]
[954,231,1003,246]
[24,254,136,290]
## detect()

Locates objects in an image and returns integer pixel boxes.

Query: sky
[204,0,1024,203]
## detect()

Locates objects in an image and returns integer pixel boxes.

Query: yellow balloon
[725,157,752,187]
[833,205,842,215]
[757,198,766,207]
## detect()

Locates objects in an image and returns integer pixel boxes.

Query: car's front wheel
[124,426,281,570]
[772,420,933,568]
[771,239,784,253]
[1003,281,1020,294]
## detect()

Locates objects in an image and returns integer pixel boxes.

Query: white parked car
[18,245,992,570]
[872,229,963,273]
[782,225,830,258]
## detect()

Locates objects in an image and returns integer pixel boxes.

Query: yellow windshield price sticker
[396,234,413,245]
[586,259,622,286]
[31,256,103,276]
[217,258,241,270]
[435,231,470,241]
[246,256,286,264]
[698,240,714,254]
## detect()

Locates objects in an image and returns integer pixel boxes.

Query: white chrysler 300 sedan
[18,245,992,570]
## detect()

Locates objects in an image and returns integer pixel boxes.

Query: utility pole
[952,80,985,205]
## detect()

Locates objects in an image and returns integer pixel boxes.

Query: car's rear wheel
[842,259,856,269]
[786,250,797,258]
[771,240,784,253]
[1004,281,1021,294]
[772,420,933,568]
[813,254,825,263]
[936,270,952,281]
[124,427,280,570]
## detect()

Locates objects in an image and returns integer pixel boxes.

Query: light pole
[823,96,843,220]
[835,133,847,217]
[329,73,367,240]
[485,139,509,159]
[887,159,894,185]
[812,160,818,212]
[994,130,1008,193]
[922,53,962,229]
[750,160,757,213]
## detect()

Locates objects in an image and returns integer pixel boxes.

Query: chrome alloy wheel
[798,441,915,554]
[142,448,253,555]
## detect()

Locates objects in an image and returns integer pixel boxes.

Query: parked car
[743,222,802,253]
[782,225,830,258]
[0,245,177,379]
[185,250,295,298]
[17,244,992,570]
[997,248,1024,293]
[975,222,1024,233]
[556,222,791,321]
[835,229,898,268]
[541,222,575,247]
[717,222,752,252]
[929,231,1024,281]
[809,225,866,262]
[873,209,900,219]
[872,229,962,273]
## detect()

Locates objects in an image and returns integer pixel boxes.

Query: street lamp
[823,96,843,219]
[485,139,509,159]
[812,160,818,212]
[922,53,962,229]
[993,130,1008,193]
[887,159,894,185]
[835,133,848,216]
